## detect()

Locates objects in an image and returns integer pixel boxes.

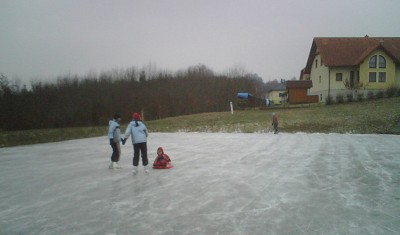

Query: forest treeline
[0,65,279,131]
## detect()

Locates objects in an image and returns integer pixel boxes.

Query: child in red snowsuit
[153,147,173,169]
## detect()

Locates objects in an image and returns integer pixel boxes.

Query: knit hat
[133,112,141,121]
[114,113,121,119]
[157,147,164,154]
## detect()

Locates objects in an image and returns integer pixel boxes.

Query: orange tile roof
[304,37,400,74]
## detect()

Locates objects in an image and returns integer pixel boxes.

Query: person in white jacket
[122,112,149,174]
[107,113,122,169]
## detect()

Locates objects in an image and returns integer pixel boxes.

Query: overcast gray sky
[1,0,400,84]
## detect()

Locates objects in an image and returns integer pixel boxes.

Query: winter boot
[132,166,138,175]
[144,165,150,174]
[114,162,121,169]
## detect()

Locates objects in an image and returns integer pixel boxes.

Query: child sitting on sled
[153,147,173,169]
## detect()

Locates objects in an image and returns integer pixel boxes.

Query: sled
[153,164,173,169]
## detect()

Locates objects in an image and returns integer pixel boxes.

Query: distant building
[268,83,287,105]
[301,37,400,102]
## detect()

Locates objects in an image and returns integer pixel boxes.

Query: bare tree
[226,64,248,78]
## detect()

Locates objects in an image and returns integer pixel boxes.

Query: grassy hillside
[1,97,399,147]
[149,96,400,134]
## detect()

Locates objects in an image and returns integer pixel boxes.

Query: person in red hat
[122,112,149,174]
[153,147,173,169]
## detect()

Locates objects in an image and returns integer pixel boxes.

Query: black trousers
[273,123,279,134]
[110,142,120,162]
[133,142,148,167]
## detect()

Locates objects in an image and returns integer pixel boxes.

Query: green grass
[148,96,400,134]
[1,97,400,147]
[0,126,107,148]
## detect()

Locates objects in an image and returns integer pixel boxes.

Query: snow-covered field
[1,132,399,235]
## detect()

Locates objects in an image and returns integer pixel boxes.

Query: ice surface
[0,132,400,235]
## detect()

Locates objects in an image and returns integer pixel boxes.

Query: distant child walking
[272,112,279,134]
[108,113,122,169]
[122,112,149,175]
[153,147,173,169]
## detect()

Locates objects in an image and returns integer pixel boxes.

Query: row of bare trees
[1,65,270,131]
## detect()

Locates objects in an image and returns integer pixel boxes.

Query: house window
[378,72,386,82]
[336,73,343,81]
[315,59,318,68]
[320,94,323,101]
[369,72,376,82]
[319,76,321,84]
[320,58,323,66]
[369,55,377,68]
[379,55,386,68]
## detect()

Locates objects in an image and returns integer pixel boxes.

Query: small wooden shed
[286,80,319,104]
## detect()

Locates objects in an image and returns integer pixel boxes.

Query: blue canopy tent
[236,92,267,108]
[237,93,253,99]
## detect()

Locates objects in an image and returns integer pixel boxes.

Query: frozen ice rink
[1,132,399,235]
